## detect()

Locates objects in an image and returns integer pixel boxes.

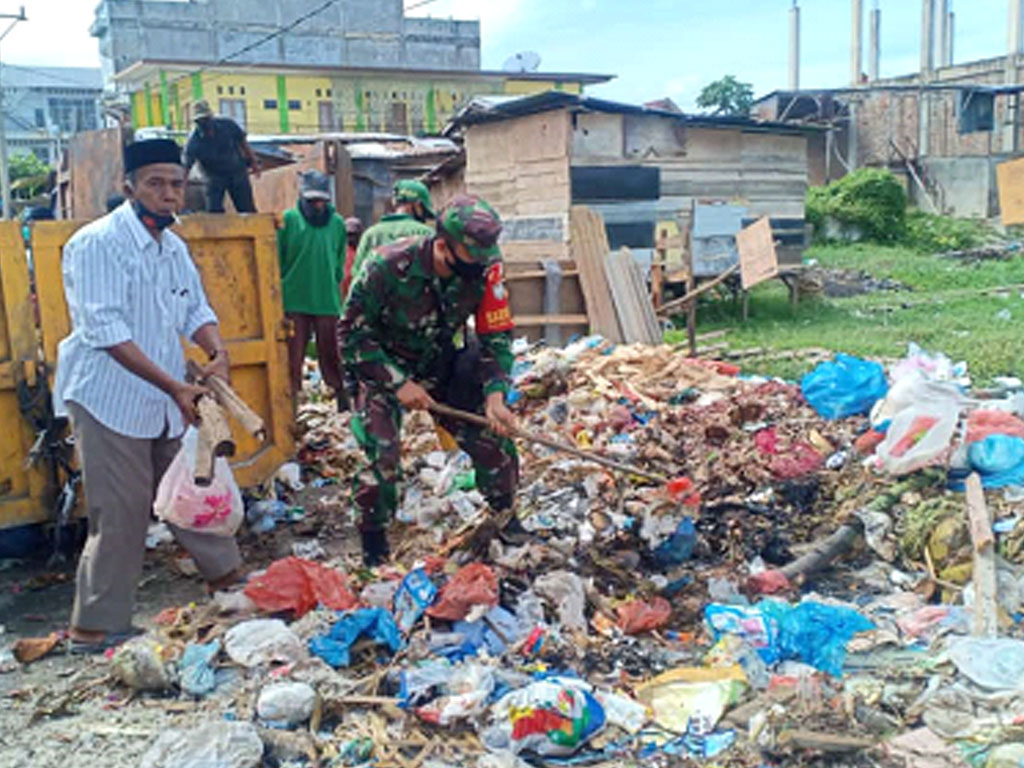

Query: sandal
[67,627,144,655]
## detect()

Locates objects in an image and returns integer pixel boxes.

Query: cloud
[1,1,99,68]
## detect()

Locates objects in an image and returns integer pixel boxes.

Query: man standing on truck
[54,139,242,652]
[348,179,435,289]
[339,194,519,566]
[184,100,260,213]
[277,170,348,402]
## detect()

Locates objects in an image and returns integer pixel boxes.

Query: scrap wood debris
[8,338,1024,768]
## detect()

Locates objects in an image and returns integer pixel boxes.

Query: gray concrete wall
[93,0,480,77]
[916,156,1006,217]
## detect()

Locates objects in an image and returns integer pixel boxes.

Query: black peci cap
[123,139,182,174]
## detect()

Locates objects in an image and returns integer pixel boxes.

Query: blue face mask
[133,199,176,231]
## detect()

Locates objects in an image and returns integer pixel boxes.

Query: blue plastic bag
[180,640,220,698]
[309,608,403,668]
[801,354,887,420]
[653,517,697,566]
[705,600,873,677]
[967,435,1024,488]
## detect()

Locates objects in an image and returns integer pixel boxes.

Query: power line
[405,0,445,11]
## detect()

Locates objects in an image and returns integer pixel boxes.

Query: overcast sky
[1,0,1011,110]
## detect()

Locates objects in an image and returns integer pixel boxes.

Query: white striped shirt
[53,201,218,439]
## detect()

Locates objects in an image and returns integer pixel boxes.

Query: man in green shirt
[278,170,347,399]
[349,179,435,288]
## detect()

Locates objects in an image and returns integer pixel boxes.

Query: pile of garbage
[9,337,1024,768]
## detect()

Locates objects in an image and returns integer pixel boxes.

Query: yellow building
[115,60,612,135]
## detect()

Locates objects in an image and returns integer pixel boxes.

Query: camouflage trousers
[350,346,519,532]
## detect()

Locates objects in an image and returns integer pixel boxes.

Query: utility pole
[0,6,26,220]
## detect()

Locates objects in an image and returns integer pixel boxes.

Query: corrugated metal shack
[450,92,815,274]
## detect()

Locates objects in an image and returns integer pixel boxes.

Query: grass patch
[665,242,1024,383]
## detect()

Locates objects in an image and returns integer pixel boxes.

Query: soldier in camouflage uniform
[339,194,518,565]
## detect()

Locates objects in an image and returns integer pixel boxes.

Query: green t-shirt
[277,205,347,316]
[349,213,434,294]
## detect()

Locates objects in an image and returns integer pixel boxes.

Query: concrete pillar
[920,0,934,75]
[1005,0,1023,152]
[938,0,950,67]
[849,101,859,170]
[1009,0,1023,56]
[868,6,881,82]
[947,11,954,65]
[789,2,800,91]
[851,0,863,85]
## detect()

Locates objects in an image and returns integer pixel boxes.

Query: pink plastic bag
[153,427,243,536]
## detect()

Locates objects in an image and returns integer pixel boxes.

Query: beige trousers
[69,403,242,633]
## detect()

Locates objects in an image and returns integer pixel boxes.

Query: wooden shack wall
[464,110,572,265]
[570,112,809,265]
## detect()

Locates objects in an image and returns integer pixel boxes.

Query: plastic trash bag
[180,640,220,698]
[635,665,747,733]
[224,619,307,667]
[394,568,438,633]
[140,722,263,768]
[309,608,403,668]
[486,678,606,757]
[427,563,498,621]
[256,681,317,727]
[412,662,496,726]
[243,557,357,618]
[967,435,1024,487]
[153,427,243,536]
[800,354,887,420]
[874,403,959,476]
[966,410,1024,445]
[705,600,873,677]
[947,637,1024,690]
[617,598,672,635]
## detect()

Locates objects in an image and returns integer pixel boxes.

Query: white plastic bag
[153,427,243,536]
[874,403,959,476]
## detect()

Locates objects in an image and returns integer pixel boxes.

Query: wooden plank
[997,156,1024,226]
[966,472,998,638]
[604,248,661,345]
[515,314,589,326]
[505,269,580,281]
[570,205,623,342]
[737,216,779,290]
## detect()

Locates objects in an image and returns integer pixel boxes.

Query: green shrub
[903,211,988,253]
[806,168,908,243]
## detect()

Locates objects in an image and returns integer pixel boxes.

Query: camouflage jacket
[349,213,433,294]
[339,235,514,396]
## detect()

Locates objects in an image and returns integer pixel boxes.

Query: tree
[696,75,754,117]
[8,153,52,200]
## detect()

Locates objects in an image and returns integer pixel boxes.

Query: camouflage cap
[393,179,435,219]
[436,194,502,263]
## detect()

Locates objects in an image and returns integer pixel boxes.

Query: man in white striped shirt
[54,139,243,651]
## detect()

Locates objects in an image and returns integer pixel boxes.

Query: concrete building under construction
[755,0,1024,218]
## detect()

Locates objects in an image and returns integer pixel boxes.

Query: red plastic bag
[426,563,498,621]
[747,569,792,595]
[769,442,823,480]
[617,597,672,635]
[244,557,357,618]
[966,411,1024,445]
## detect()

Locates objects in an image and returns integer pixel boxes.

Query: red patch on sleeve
[475,262,514,333]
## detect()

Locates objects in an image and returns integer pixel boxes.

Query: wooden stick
[429,402,669,484]
[194,396,234,486]
[657,263,740,316]
[966,473,998,638]
[187,360,266,440]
